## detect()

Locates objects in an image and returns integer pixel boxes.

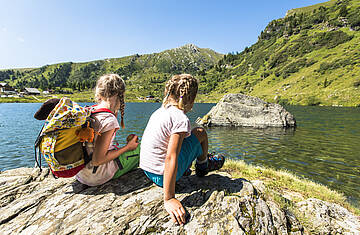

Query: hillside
[1,0,360,106]
[0,44,222,100]
[197,0,360,106]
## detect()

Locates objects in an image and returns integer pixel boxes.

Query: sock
[196,158,208,170]
[196,158,208,164]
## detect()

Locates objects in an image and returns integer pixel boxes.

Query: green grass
[205,26,360,106]
[3,1,360,107]
[0,96,50,103]
[66,90,95,103]
[2,44,222,101]
[221,160,360,216]
[0,89,161,103]
[195,0,360,107]
[287,0,337,16]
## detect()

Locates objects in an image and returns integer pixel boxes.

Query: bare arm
[163,132,187,225]
[92,129,139,166]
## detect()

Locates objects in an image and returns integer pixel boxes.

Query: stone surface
[0,167,358,234]
[196,93,296,127]
[296,198,360,234]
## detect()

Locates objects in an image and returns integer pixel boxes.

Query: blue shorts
[143,133,203,187]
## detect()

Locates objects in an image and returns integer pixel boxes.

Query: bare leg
[191,127,208,162]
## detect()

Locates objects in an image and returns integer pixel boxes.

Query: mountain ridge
[1,0,360,106]
[0,44,222,99]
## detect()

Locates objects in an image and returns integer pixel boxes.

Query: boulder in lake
[196,93,296,127]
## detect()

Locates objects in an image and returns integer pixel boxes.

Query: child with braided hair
[76,74,140,186]
[140,74,225,225]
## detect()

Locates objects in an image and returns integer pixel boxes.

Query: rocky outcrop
[0,167,358,234]
[196,93,296,128]
[296,198,360,234]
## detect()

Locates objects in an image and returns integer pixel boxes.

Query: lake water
[0,102,359,207]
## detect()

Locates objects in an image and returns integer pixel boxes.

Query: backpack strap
[91,108,115,116]
[89,105,121,174]
[34,125,45,171]
[83,143,91,165]
[88,104,115,116]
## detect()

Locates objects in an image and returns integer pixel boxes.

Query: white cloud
[17,37,25,43]
[1,27,25,43]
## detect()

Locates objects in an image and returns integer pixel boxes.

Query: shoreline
[1,93,360,107]
[0,160,359,233]
[222,160,359,215]
[1,97,360,107]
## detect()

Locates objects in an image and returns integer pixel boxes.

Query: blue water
[0,103,359,207]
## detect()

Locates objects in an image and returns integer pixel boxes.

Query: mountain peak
[177,43,200,53]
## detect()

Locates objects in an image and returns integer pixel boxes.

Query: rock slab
[0,167,358,234]
[196,93,296,127]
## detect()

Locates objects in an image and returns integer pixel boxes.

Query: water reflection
[197,106,360,207]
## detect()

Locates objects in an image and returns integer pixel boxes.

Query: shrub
[323,78,332,88]
[305,96,321,106]
[261,72,270,78]
[277,98,290,105]
[329,19,344,27]
[280,59,315,78]
[316,58,353,74]
[312,31,353,49]
[348,8,360,30]
[269,51,289,69]
[338,5,348,17]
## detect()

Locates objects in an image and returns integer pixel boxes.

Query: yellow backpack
[34,97,114,178]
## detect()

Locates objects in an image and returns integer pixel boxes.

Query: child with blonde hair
[140,74,225,225]
[76,74,140,186]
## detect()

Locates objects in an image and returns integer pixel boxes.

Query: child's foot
[195,152,225,177]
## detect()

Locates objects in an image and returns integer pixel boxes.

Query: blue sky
[0,0,327,69]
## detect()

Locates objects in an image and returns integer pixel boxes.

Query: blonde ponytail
[163,74,198,112]
[95,74,126,128]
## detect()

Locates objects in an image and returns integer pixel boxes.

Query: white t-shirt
[140,105,191,175]
[75,112,120,186]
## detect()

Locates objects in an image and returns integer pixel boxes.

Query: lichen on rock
[0,167,358,234]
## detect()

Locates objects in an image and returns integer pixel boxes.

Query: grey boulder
[196,93,296,128]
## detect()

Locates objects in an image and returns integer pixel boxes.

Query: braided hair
[95,74,126,128]
[163,74,198,113]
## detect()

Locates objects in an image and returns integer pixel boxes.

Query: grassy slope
[0,90,150,103]
[2,44,222,101]
[252,28,360,106]
[200,0,360,106]
[286,0,338,15]
[3,2,360,106]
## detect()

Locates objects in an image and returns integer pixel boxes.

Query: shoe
[195,152,225,177]
[183,168,192,176]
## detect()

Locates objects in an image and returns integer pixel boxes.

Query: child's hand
[126,135,139,151]
[126,134,136,143]
[164,198,186,225]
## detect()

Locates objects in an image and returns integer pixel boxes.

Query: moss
[198,114,210,124]
[221,160,359,216]
[144,226,165,234]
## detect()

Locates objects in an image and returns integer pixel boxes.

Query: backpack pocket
[54,142,84,165]
[41,132,85,175]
